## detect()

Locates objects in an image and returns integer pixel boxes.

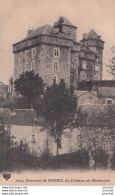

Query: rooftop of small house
[98,87,115,98]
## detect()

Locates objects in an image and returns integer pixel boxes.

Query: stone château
[13,17,104,88]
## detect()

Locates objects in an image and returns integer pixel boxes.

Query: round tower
[82,29,105,80]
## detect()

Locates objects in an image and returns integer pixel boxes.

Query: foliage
[75,105,115,169]
[92,148,109,169]
[14,71,45,105]
[38,79,77,154]
[107,46,115,78]
[0,122,34,171]
[110,148,115,170]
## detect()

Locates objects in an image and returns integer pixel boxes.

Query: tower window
[31,61,35,71]
[24,63,28,72]
[19,52,23,61]
[53,48,60,57]
[80,71,86,80]
[106,99,113,104]
[96,58,99,63]
[54,61,59,71]
[25,51,28,63]
[95,77,98,80]
[31,134,36,143]
[32,48,36,58]
[95,65,99,71]
[82,61,87,69]
[70,76,74,83]
[96,49,99,53]
[53,77,57,84]
[18,65,22,74]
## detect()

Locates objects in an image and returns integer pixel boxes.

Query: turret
[53,16,77,41]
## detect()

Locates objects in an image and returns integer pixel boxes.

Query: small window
[95,77,98,80]
[31,134,36,143]
[31,61,35,71]
[53,77,57,84]
[106,99,113,104]
[25,51,28,63]
[53,48,60,57]
[80,71,86,80]
[19,52,23,61]
[70,76,74,83]
[96,58,99,63]
[32,48,36,58]
[82,61,87,69]
[54,61,59,71]
[25,50,28,55]
[24,63,28,72]
[82,75,86,80]
[96,49,99,54]
[18,65,22,74]
[95,65,99,71]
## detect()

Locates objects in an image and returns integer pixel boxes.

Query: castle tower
[81,29,105,80]
[53,16,77,41]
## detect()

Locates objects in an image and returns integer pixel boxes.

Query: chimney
[27,28,34,35]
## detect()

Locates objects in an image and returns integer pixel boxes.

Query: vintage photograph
[0,0,115,185]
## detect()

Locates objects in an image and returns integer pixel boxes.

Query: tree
[0,121,15,171]
[76,105,115,169]
[14,71,45,107]
[107,46,115,79]
[0,118,35,171]
[9,76,14,97]
[40,80,77,155]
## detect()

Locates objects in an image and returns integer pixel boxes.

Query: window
[82,75,86,80]
[31,61,35,71]
[80,71,86,80]
[18,65,22,74]
[106,99,113,104]
[82,61,87,69]
[25,51,28,62]
[53,77,57,84]
[31,134,36,143]
[96,58,99,63]
[95,65,99,71]
[25,50,28,55]
[96,49,99,54]
[53,48,60,57]
[95,77,98,80]
[24,63,28,72]
[70,76,74,83]
[32,48,36,58]
[19,52,23,61]
[54,61,59,71]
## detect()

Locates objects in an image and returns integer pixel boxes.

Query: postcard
[0,0,115,186]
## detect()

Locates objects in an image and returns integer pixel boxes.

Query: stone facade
[13,17,104,88]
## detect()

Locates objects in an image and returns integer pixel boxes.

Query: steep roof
[82,29,102,40]
[80,41,96,54]
[98,87,115,98]
[88,29,98,39]
[53,16,77,28]
[22,24,71,42]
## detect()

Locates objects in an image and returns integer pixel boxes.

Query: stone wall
[62,25,77,41]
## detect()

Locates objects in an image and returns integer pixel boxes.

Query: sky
[0,0,115,84]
